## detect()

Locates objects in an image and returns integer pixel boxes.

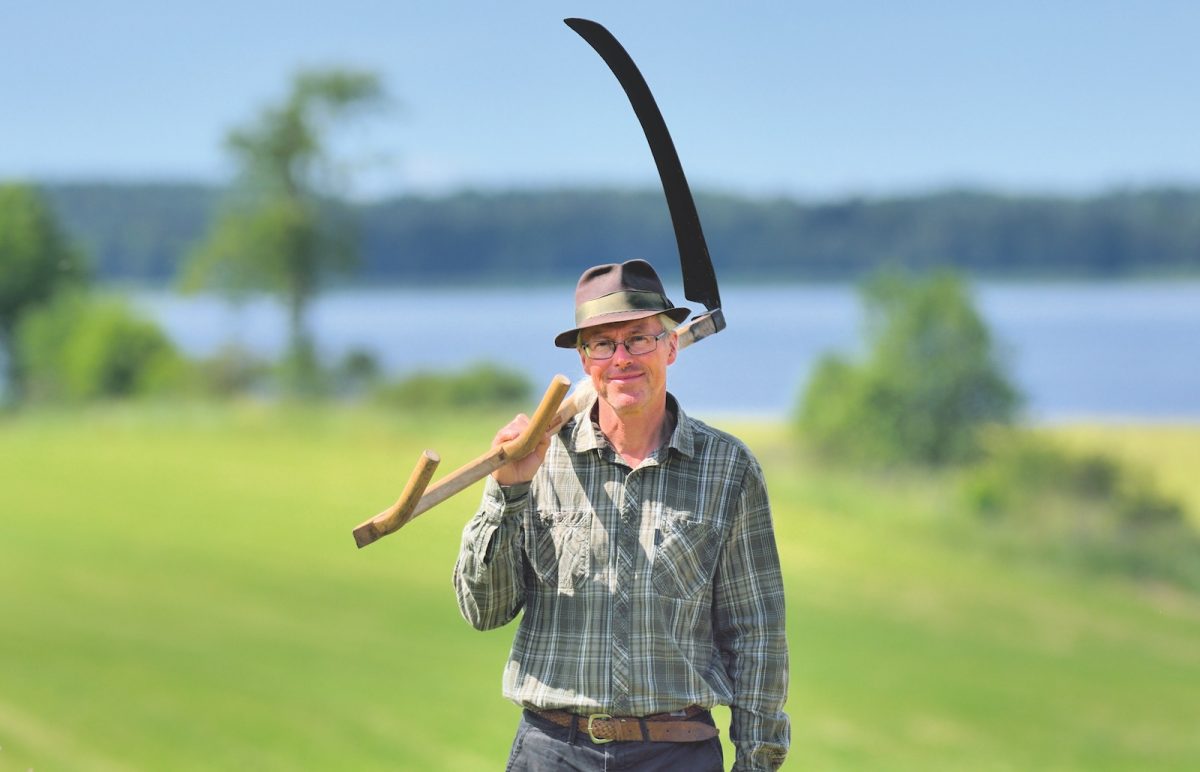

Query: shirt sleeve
[714,457,790,771]
[452,477,530,631]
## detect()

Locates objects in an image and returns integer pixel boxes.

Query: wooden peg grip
[352,449,440,548]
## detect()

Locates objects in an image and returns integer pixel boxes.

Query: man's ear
[666,331,679,365]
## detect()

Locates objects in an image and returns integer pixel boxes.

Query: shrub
[0,183,88,399]
[798,271,1020,466]
[333,347,382,398]
[963,432,1185,529]
[17,293,186,401]
[961,430,1198,588]
[193,343,271,398]
[373,362,532,410]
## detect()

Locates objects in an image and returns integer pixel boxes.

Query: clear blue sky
[4,0,1199,200]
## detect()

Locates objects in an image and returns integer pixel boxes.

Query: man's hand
[491,414,552,486]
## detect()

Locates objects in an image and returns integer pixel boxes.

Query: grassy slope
[1,405,1198,771]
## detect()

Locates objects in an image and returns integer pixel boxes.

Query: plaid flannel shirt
[454,393,789,770]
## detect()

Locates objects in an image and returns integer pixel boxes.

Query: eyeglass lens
[584,331,664,360]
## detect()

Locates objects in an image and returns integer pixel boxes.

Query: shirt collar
[566,389,696,461]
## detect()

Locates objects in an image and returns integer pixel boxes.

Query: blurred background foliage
[17,292,186,402]
[0,183,88,399]
[183,68,388,395]
[370,362,532,411]
[792,269,1197,594]
[798,271,1019,466]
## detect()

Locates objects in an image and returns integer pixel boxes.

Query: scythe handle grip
[352,449,441,548]
[500,374,572,458]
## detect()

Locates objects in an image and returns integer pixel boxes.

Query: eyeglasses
[580,329,670,360]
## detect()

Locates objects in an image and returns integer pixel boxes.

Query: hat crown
[575,259,667,306]
[554,259,691,348]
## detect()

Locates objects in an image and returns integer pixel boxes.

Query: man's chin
[602,386,646,411]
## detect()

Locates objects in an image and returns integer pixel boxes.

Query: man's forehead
[582,317,663,339]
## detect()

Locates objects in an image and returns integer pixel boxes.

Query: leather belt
[530,705,718,744]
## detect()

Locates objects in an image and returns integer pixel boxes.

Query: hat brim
[554,306,691,348]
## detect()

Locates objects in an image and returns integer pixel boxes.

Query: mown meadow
[2,404,1199,771]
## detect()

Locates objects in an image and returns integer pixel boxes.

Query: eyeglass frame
[579,328,671,360]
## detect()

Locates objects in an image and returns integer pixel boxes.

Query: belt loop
[568,714,579,744]
[638,717,650,741]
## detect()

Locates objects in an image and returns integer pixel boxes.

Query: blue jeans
[505,709,724,771]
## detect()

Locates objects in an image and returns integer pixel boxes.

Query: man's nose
[611,341,635,365]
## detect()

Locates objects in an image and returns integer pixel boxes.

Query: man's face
[578,316,677,418]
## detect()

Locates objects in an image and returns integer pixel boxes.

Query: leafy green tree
[183,69,388,393]
[0,184,87,400]
[798,271,1020,465]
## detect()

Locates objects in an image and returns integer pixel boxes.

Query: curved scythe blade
[565,17,725,322]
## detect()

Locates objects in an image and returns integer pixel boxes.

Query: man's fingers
[493,414,530,447]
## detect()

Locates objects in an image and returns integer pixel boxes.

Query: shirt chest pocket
[526,509,592,591]
[651,515,722,599]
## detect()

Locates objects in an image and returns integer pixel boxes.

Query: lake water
[131,281,1200,422]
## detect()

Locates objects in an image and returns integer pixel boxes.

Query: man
[454,259,788,771]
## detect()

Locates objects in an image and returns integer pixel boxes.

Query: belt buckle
[587,713,614,744]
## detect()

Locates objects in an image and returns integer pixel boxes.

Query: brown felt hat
[554,259,691,348]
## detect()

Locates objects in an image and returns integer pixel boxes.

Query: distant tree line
[36,183,1200,284]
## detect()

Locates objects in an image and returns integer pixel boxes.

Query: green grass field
[2,404,1199,770]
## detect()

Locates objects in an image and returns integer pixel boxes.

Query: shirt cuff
[482,477,530,520]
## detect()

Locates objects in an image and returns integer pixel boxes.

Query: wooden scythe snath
[352,375,570,548]
[352,18,727,548]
